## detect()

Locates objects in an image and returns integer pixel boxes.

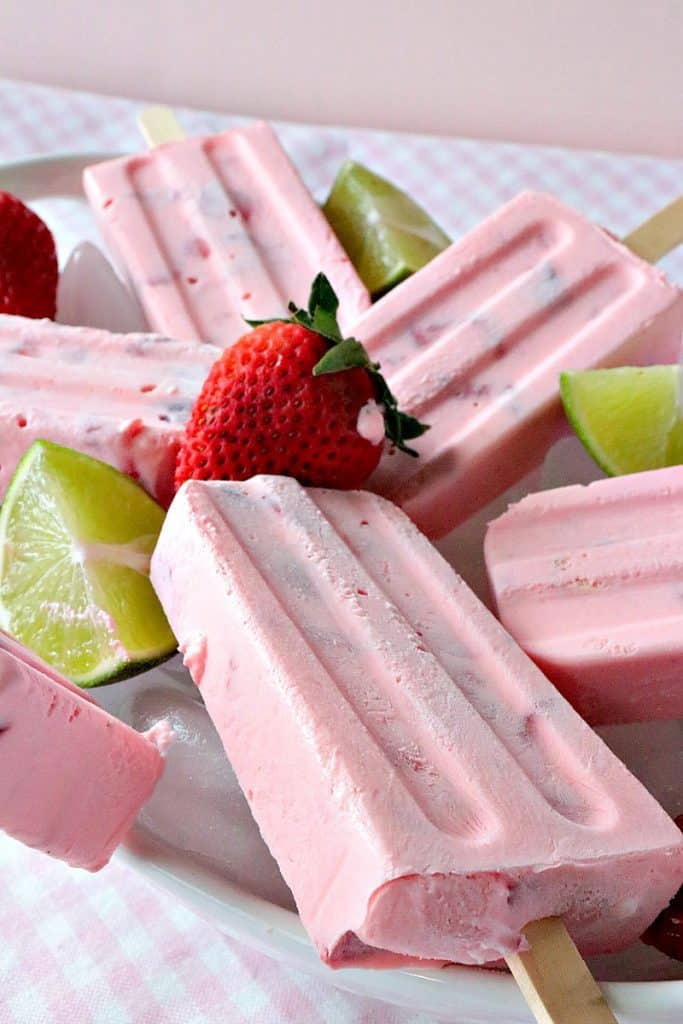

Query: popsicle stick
[623,194,683,263]
[505,918,618,1024]
[138,106,186,147]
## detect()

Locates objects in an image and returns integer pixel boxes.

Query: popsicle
[485,464,683,725]
[83,115,370,348]
[150,475,683,973]
[0,629,167,870]
[0,314,217,505]
[350,190,683,538]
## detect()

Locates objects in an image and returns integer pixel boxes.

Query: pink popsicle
[150,475,683,967]
[0,314,217,506]
[83,122,370,347]
[353,191,683,538]
[485,464,683,725]
[0,630,167,870]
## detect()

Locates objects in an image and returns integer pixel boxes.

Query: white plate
[2,150,682,1024]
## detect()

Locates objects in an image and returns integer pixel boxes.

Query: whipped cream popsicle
[150,475,683,966]
[0,630,166,870]
[83,122,370,347]
[0,315,218,506]
[353,191,683,538]
[486,464,683,726]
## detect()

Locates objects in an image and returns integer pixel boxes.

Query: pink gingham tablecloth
[2,78,683,1024]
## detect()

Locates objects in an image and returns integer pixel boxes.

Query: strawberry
[176,274,428,490]
[0,192,58,319]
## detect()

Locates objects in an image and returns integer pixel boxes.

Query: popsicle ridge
[312,487,616,828]
[4,344,197,418]
[215,124,351,279]
[127,131,285,338]
[356,219,558,369]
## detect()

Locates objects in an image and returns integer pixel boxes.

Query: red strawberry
[176,274,428,490]
[0,192,58,319]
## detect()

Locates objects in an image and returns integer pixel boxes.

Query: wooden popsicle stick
[623,194,683,263]
[505,918,618,1024]
[138,106,186,147]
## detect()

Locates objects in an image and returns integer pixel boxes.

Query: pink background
[1,0,682,157]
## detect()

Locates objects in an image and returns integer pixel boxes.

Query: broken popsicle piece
[0,630,167,870]
[352,190,683,537]
[150,475,683,968]
[485,464,683,725]
[83,119,370,347]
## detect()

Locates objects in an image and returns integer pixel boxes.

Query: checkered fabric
[1,77,682,1024]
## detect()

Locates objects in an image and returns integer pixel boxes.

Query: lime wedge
[0,441,176,686]
[560,366,683,476]
[322,160,450,299]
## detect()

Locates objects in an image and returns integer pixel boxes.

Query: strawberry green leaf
[244,316,288,328]
[310,307,343,343]
[309,273,339,319]
[313,339,372,375]
[308,274,344,343]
